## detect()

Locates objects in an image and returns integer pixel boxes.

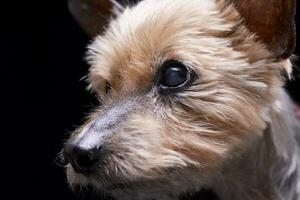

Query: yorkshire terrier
[61,0,300,199]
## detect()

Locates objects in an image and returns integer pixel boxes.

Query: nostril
[67,147,101,175]
[73,151,100,174]
[75,153,99,170]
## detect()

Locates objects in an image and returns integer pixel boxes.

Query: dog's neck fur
[214,89,300,200]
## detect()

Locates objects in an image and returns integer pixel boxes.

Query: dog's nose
[63,144,101,175]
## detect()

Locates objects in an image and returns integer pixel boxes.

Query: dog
[61,0,300,199]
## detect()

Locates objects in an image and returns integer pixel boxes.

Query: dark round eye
[105,81,111,95]
[160,60,190,88]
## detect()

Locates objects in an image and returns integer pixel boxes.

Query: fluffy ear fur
[68,0,141,37]
[232,0,296,60]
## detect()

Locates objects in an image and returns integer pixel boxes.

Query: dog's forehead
[87,0,237,91]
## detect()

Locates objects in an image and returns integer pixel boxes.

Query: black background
[1,1,299,200]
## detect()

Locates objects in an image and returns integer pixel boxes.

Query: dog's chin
[66,165,220,200]
[66,166,118,199]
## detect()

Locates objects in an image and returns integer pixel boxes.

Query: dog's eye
[105,81,111,95]
[160,60,190,88]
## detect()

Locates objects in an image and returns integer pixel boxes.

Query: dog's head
[62,0,296,199]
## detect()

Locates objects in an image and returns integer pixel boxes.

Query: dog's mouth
[62,152,221,200]
[65,163,220,200]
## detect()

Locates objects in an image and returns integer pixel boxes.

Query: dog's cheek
[163,121,231,170]
[161,101,264,170]
[104,112,199,180]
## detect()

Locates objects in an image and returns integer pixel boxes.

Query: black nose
[63,144,101,175]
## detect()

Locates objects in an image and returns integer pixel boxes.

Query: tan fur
[64,0,300,199]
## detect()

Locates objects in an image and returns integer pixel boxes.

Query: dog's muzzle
[63,98,139,175]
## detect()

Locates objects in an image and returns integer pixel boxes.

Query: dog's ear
[68,0,114,37]
[69,0,142,37]
[233,0,296,59]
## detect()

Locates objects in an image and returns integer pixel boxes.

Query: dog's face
[63,0,295,199]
